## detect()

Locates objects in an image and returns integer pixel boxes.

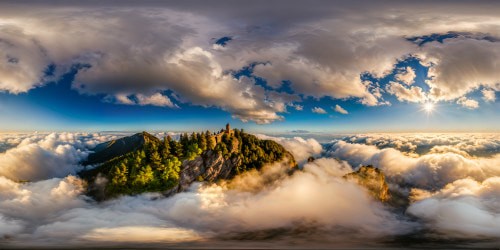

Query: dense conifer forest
[81,126,293,197]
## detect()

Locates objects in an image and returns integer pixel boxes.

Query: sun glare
[423,102,435,114]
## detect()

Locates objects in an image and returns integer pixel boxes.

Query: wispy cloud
[333,104,348,114]
[311,107,327,114]
[457,96,479,109]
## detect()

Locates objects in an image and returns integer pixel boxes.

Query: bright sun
[423,102,435,113]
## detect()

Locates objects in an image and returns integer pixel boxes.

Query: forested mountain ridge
[79,124,297,200]
[82,131,160,165]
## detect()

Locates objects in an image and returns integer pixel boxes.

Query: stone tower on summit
[212,123,234,145]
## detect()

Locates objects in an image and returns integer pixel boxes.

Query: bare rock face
[345,165,390,202]
[176,150,242,192]
[178,155,205,192]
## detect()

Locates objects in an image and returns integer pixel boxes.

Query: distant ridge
[83,131,160,165]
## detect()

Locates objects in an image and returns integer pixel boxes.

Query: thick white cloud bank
[326,140,500,189]
[0,132,499,247]
[0,132,123,181]
[256,134,323,163]
[408,177,500,238]
[326,133,500,240]
[340,133,500,157]
[0,1,498,123]
[0,132,411,247]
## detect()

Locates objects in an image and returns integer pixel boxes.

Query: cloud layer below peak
[0,131,499,247]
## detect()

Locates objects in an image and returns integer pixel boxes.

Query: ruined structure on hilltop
[212,123,234,145]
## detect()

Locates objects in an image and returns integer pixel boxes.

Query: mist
[0,132,499,248]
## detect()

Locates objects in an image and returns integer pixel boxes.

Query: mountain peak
[80,126,297,200]
[83,132,160,165]
[135,131,158,142]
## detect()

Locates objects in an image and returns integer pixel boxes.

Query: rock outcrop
[174,149,294,194]
[176,150,242,192]
[344,165,390,202]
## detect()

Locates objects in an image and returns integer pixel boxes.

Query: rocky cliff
[173,150,242,193]
[174,149,295,194]
[344,165,390,202]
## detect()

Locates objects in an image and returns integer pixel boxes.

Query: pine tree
[133,165,154,187]
[111,163,128,186]
[181,132,189,155]
[198,133,207,151]
[206,131,215,150]
[162,156,181,185]
[172,140,183,158]
[161,136,171,156]
[190,132,198,143]
[181,132,189,145]
[150,151,161,168]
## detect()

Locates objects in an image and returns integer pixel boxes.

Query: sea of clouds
[0,132,499,247]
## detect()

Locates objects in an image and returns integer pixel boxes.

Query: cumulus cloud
[0,24,51,94]
[481,88,496,102]
[341,133,500,157]
[77,44,290,123]
[428,145,471,158]
[0,132,127,181]
[325,140,500,189]
[114,93,178,108]
[456,96,479,109]
[0,134,88,181]
[292,104,303,111]
[256,134,322,162]
[250,33,412,104]
[0,133,32,152]
[408,177,500,238]
[311,107,327,114]
[0,176,86,224]
[0,162,411,246]
[324,133,500,240]
[342,134,418,153]
[395,66,416,85]
[0,131,414,246]
[0,8,294,124]
[167,162,410,237]
[1,1,500,120]
[420,39,500,101]
[333,104,348,114]
[386,81,427,103]
[1,132,500,246]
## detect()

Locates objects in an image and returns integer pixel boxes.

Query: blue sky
[1,56,497,133]
[0,2,499,133]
